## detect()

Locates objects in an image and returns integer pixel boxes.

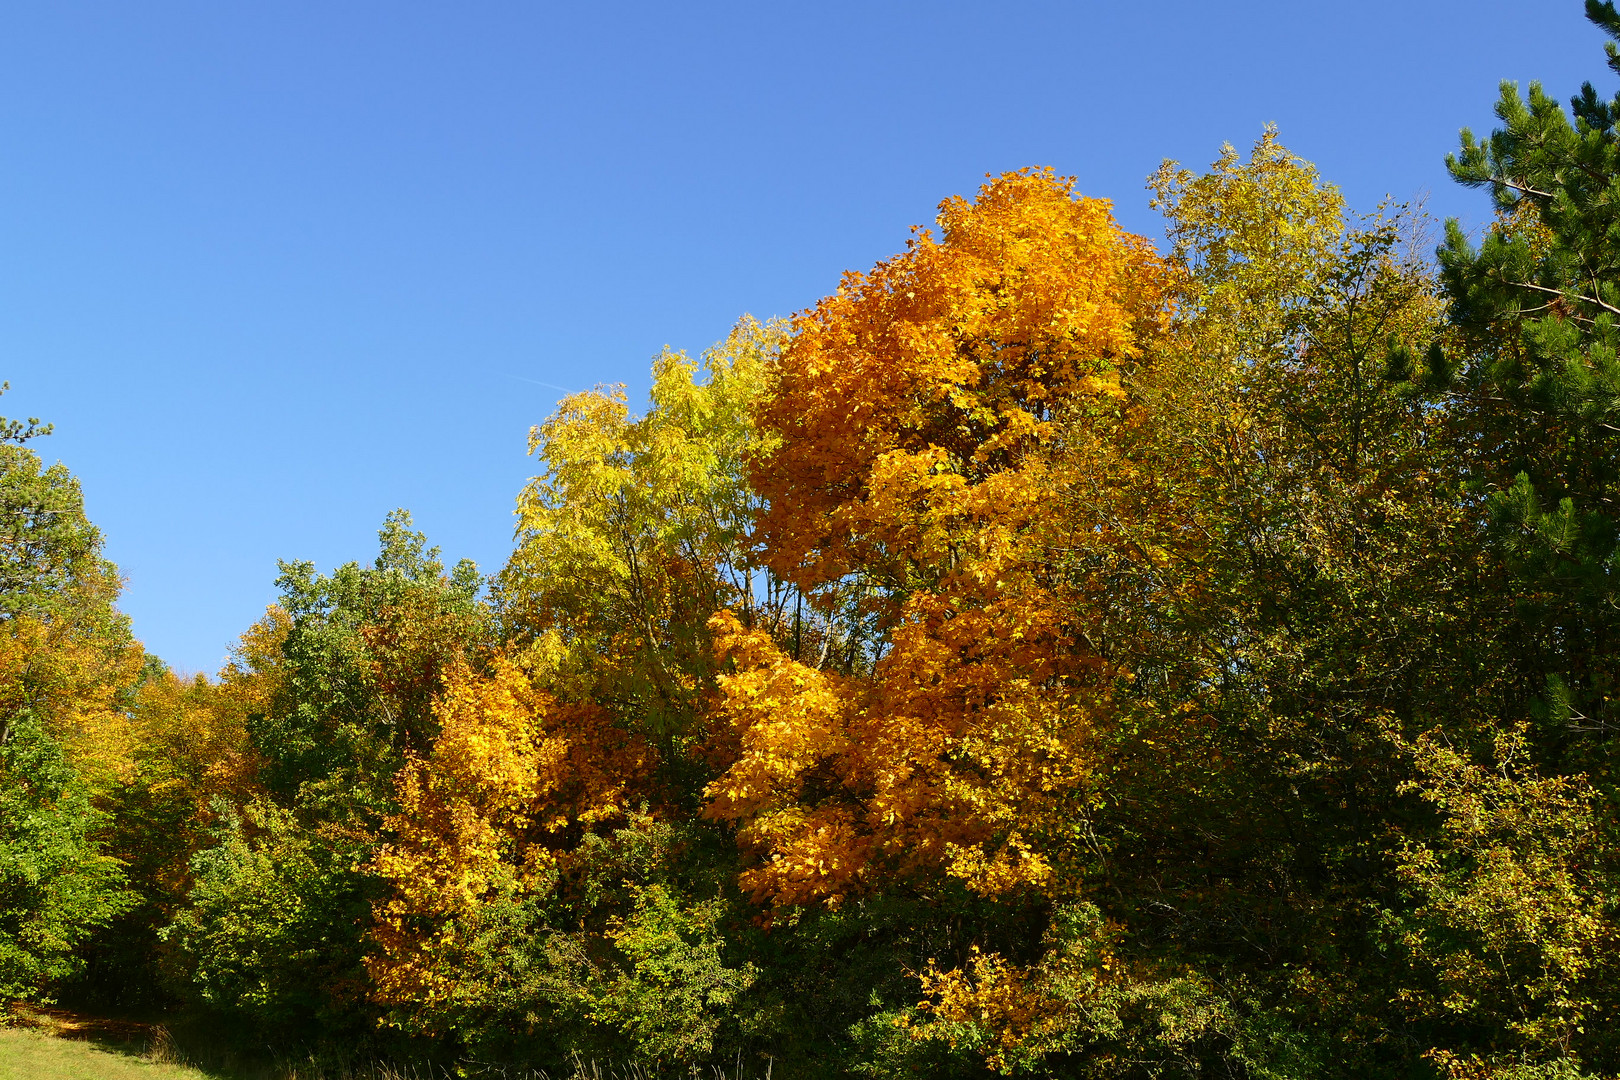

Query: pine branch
[1488,274,1620,320]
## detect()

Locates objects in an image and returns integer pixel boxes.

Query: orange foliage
[706,170,1173,906]
[755,166,1170,593]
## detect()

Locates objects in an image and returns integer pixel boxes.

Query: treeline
[6,6,1620,1078]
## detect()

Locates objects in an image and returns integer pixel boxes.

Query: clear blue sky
[0,1,1602,673]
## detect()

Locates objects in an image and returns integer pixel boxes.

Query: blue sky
[0,1,1602,673]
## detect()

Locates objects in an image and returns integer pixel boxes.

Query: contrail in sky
[506,374,579,395]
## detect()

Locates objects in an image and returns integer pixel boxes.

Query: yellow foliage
[0,610,142,789]
[367,656,655,1013]
[906,901,1137,1074]
[130,606,286,807]
[500,317,787,739]
[130,670,259,810]
[1149,125,1346,357]
[1394,726,1611,1054]
[918,948,1086,1074]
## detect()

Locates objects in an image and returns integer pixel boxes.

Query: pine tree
[1438,0,1620,746]
[1423,8,1620,1069]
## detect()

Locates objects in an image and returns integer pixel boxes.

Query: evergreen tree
[1439,0,1620,748]
[1418,4,1620,1071]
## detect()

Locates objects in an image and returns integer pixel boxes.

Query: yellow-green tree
[498,317,788,747]
[364,321,779,1062]
[0,401,142,1005]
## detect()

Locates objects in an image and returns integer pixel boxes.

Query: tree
[162,513,489,1033]
[497,317,788,753]
[84,630,272,1006]
[0,712,131,1004]
[861,134,1465,1077]
[1108,130,1494,1076]
[714,168,1172,909]
[255,510,488,811]
[1376,3,1620,1070]
[365,322,781,1064]
[0,391,139,1006]
[1438,0,1620,751]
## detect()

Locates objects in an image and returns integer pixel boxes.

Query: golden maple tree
[704,168,1174,907]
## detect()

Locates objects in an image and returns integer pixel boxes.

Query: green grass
[0,1015,437,1080]
[0,1025,219,1080]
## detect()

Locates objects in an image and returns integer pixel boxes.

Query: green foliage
[157,513,489,1034]
[1080,130,1471,1077]
[258,510,487,810]
[546,882,756,1064]
[0,382,52,446]
[1437,0,1620,746]
[0,385,64,618]
[364,812,761,1069]
[0,404,137,1009]
[0,445,108,624]
[160,798,374,1033]
[0,714,132,1005]
[0,437,136,762]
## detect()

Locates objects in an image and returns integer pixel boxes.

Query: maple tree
[710,168,1172,910]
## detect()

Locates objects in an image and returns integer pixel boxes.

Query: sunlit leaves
[707,170,1172,909]
[367,656,655,1021]
[500,317,788,742]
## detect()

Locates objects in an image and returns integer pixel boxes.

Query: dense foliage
[0,390,139,1003]
[6,6,1620,1077]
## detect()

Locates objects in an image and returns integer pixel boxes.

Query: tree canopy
[7,6,1620,1078]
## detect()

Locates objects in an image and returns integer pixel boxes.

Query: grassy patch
[0,1024,218,1080]
[0,1005,419,1080]
[2,1004,773,1079]
[0,1023,446,1080]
